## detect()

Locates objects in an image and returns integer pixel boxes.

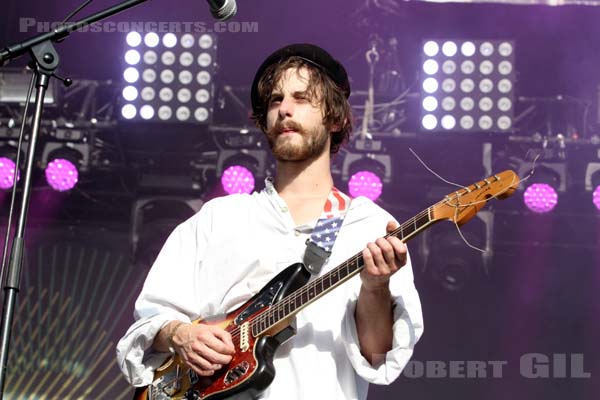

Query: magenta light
[348,171,383,201]
[523,183,558,213]
[0,157,18,190]
[221,165,255,194]
[593,185,600,211]
[45,158,78,192]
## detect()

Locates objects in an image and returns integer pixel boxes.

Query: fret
[338,265,347,279]
[399,223,406,240]
[352,260,357,274]
[260,317,266,333]
[265,313,271,329]
[415,212,430,231]
[301,289,309,304]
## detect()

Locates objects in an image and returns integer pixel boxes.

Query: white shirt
[116,182,424,400]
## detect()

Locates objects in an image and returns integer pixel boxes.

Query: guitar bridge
[149,364,182,399]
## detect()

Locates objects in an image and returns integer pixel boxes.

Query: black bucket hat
[250,43,351,115]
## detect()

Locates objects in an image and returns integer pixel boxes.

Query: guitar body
[134,262,311,400]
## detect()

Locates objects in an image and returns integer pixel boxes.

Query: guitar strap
[303,187,351,275]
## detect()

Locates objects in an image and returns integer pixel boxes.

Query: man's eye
[269,96,282,104]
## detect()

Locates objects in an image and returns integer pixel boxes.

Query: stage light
[124,49,140,65]
[422,114,437,130]
[461,41,476,57]
[126,31,142,47]
[221,165,255,194]
[144,32,159,47]
[348,170,383,201]
[423,41,439,57]
[139,105,155,120]
[440,115,456,130]
[342,143,391,202]
[45,158,78,192]
[121,104,137,119]
[516,162,564,213]
[213,128,271,195]
[523,183,558,214]
[120,32,217,124]
[131,197,203,266]
[0,157,18,190]
[122,86,138,101]
[218,151,264,195]
[442,41,457,57]
[180,34,195,48]
[593,186,600,211]
[422,77,439,93]
[584,162,600,211]
[422,211,493,291]
[0,70,57,105]
[422,96,438,112]
[420,39,516,132]
[422,59,439,75]
[162,33,177,48]
[123,67,139,83]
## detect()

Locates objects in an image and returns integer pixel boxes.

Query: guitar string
[228,172,520,341]
[229,183,485,339]
[230,196,452,340]
[408,147,536,254]
[236,204,436,338]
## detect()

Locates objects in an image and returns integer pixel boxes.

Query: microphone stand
[0,1,150,397]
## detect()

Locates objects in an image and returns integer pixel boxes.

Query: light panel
[120,32,217,124]
[420,39,516,132]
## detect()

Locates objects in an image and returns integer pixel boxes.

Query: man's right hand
[157,321,236,376]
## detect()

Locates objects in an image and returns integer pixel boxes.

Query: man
[117,43,423,399]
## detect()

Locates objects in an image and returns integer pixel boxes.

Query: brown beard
[266,119,329,162]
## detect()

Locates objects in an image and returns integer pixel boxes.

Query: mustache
[267,120,306,136]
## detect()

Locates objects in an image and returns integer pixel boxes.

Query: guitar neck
[251,206,435,336]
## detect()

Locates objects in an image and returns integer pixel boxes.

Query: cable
[61,0,95,24]
[0,73,35,287]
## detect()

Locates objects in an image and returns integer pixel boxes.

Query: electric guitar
[133,170,519,400]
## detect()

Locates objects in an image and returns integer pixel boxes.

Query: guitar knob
[185,389,200,400]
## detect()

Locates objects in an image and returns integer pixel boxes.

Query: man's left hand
[360,221,407,291]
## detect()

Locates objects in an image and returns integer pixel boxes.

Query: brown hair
[251,57,353,154]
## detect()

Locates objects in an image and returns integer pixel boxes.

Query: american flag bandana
[303,187,351,274]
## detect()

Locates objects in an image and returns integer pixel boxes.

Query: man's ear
[330,117,348,133]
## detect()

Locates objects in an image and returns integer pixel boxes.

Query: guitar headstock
[431,170,519,226]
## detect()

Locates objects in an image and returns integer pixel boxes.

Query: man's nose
[278,96,294,119]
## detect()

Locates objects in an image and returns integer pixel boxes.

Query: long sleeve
[340,249,424,384]
[115,201,214,386]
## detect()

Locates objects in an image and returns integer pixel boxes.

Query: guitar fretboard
[251,206,433,336]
